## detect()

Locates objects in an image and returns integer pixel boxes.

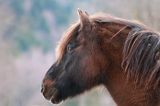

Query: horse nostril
[41,79,54,97]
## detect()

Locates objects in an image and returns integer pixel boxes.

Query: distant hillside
[1,0,77,53]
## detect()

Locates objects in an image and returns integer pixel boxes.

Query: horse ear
[77,9,91,30]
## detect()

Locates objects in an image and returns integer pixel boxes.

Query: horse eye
[67,44,74,52]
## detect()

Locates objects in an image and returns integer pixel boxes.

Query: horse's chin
[42,87,63,104]
[50,91,63,104]
[51,96,63,104]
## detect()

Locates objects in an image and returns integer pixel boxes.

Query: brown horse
[41,10,160,106]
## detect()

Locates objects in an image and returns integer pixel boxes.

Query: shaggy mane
[122,29,160,88]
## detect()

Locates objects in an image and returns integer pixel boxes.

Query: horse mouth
[42,87,63,104]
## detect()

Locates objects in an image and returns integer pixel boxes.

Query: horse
[41,10,160,106]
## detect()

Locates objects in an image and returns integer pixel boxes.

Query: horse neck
[100,23,132,66]
[100,23,136,105]
[99,22,160,106]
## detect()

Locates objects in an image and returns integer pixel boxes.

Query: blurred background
[0,0,160,106]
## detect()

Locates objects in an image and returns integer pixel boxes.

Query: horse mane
[56,13,160,88]
[122,28,160,88]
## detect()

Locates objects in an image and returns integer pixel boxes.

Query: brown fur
[42,12,160,106]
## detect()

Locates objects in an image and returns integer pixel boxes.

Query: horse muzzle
[41,79,62,104]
